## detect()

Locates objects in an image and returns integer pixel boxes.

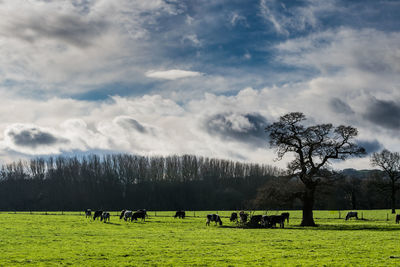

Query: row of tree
[0,154,282,211]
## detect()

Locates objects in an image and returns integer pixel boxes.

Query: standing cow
[230,212,238,222]
[85,209,92,218]
[101,212,110,223]
[132,210,147,221]
[93,210,103,221]
[206,214,222,226]
[396,214,400,224]
[174,210,186,219]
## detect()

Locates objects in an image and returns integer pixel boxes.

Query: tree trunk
[351,190,357,210]
[301,186,316,226]
[391,181,396,214]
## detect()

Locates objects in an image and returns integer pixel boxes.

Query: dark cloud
[363,98,400,130]
[115,117,147,134]
[329,98,354,114]
[204,113,268,147]
[356,139,383,155]
[8,127,68,148]
[8,14,108,47]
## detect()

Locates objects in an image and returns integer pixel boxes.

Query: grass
[0,210,399,266]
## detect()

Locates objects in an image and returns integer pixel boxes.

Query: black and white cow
[120,209,133,221]
[206,214,222,226]
[119,209,126,219]
[100,212,110,223]
[396,214,400,224]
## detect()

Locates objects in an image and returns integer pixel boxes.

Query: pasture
[0,210,399,266]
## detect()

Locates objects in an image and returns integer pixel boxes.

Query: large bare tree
[265,112,365,226]
[371,149,400,214]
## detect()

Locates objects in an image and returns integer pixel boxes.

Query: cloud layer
[0,0,399,170]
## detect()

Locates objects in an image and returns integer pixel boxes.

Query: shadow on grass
[104,222,122,226]
[220,223,400,231]
[289,224,400,231]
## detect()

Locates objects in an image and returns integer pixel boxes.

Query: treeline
[0,154,283,211]
[253,169,400,211]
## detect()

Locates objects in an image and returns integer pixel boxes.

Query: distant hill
[340,168,382,178]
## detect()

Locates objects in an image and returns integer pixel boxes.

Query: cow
[345,211,358,220]
[248,215,263,227]
[119,209,127,219]
[132,210,147,221]
[206,214,222,226]
[122,210,133,221]
[239,211,248,223]
[281,212,290,224]
[174,210,186,219]
[93,210,103,221]
[85,209,92,218]
[396,214,400,224]
[230,212,238,222]
[100,212,110,223]
[263,215,285,228]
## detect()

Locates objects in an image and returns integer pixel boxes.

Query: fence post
[194,211,195,217]
[338,210,341,219]
[361,212,363,220]
[387,213,389,221]
[155,211,157,217]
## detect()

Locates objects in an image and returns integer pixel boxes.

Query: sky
[0,0,399,170]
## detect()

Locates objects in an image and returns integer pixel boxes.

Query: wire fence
[0,210,398,222]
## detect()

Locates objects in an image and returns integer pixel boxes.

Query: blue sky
[0,0,399,169]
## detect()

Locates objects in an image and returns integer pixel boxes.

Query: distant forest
[0,154,282,211]
[0,154,398,211]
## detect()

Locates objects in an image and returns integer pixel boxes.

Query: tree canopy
[266,112,365,226]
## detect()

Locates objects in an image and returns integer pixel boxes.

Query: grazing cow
[239,211,248,223]
[93,210,103,221]
[396,214,400,224]
[230,212,238,222]
[248,215,263,227]
[345,211,358,220]
[281,212,290,224]
[123,210,133,221]
[85,209,92,218]
[263,215,285,228]
[132,210,147,221]
[119,209,127,219]
[206,214,222,226]
[100,212,110,223]
[174,210,186,219]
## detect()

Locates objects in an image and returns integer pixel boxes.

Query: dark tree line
[252,169,400,211]
[0,154,282,211]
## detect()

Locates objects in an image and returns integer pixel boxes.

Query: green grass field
[0,210,399,266]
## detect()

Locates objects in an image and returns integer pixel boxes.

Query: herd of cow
[84,209,400,226]
[84,209,147,222]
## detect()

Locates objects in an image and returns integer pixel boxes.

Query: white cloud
[145,69,203,80]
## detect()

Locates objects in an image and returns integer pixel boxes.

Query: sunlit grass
[0,210,399,265]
